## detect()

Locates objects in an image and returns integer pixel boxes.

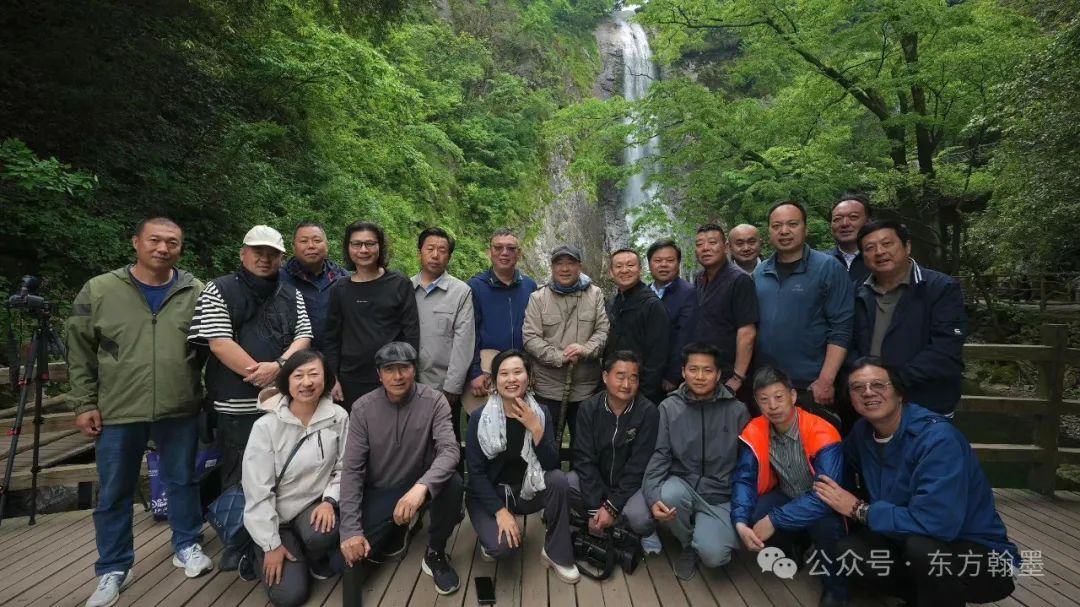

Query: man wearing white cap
[188,225,313,569]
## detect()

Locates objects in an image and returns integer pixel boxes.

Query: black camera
[6,275,53,314]
[569,509,643,579]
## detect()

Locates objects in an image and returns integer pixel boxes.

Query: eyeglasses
[849,380,892,394]
[492,245,519,254]
[349,240,379,250]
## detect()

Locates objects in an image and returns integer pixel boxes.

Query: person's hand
[814,475,860,517]
[393,484,428,526]
[736,522,765,551]
[263,545,296,586]
[589,507,616,536]
[724,375,743,393]
[470,374,491,397]
[496,508,520,549]
[310,501,337,534]
[340,535,371,566]
[651,500,677,522]
[442,391,461,406]
[244,361,280,387]
[752,515,776,543]
[809,375,835,406]
[507,397,542,435]
[75,409,103,438]
[562,343,585,363]
[331,381,344,402]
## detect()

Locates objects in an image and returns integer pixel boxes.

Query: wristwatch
[275,357,287,368]
[323,496,338,508]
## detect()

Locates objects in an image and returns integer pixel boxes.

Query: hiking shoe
[479,546,496,562]
[383,527,410,562]
[237,552,257,581]
[310,557,336,580]
[541,547,580,584]
[674,546,699,581]
[172,543,213,578]
[421,549,460,595]
[86,570,131,607]
[640,532,662,555]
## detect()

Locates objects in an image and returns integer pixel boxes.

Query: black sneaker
[673,546,699,581]
[383,526,410,562]
[219,546,241,572]
[310,557,336,580]
[421,549,460,595]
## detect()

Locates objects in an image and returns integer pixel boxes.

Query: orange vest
[739,410,841,496]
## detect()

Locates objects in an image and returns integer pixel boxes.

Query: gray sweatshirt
[339,383,460,540]
[642,383,750,507]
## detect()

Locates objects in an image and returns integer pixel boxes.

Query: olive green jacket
[65,267,205,423]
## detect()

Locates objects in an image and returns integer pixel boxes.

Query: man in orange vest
[731,366,848,607]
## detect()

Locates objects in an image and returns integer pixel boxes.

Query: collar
[762,244,811,276]
[486,268,522,288]
[770,411,801,440]
[603,393,636,417]
[286,257,344,282]
[412,272,449,293]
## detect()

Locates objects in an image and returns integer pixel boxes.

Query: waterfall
[615,6,665,247]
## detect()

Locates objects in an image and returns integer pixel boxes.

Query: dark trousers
[254,500,340,607]
[534,395,581,463]
[467,469,574,567]
[753,489,847,598]
[449,398,464,474]
[342,474,465,604]
[836,527,1016,606]
[217,411,261,490]
[794,388,842,433]
[93,414,203,575]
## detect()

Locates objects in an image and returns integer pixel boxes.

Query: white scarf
[477,392,547,500]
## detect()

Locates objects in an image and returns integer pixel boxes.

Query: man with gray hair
[339,342,465,596]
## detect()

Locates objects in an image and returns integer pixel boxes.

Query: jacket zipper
[127,274,188,421]
[609,400,620,486]
[508,295,515,349]
[696,405,705,492]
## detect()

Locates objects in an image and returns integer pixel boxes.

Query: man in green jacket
[67,218,214,607]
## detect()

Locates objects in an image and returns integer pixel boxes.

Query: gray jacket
[642,383,750,507]
[339,383,459,540]
[412,272,476,394]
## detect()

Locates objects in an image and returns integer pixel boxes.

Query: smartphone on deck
[474,576,496,605]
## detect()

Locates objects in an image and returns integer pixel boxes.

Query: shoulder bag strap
[271,431,315,495]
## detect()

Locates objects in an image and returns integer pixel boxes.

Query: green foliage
[0,0,608,302]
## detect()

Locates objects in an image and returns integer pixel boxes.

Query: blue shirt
[130,268,176,314]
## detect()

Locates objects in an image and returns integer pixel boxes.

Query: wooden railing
[1,326,1078,493]
[961,272,1080,312]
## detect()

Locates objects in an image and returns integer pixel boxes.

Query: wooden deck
[2,489,1080,606]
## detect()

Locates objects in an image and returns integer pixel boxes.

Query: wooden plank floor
[2,490,1079,606]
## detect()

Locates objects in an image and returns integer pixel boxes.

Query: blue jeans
[753,489,847,598]
[93,414,203,575]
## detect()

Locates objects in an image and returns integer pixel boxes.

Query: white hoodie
[242,388,349,552]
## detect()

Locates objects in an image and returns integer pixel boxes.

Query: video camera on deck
[569,508,643,580]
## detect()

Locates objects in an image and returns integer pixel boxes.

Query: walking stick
[554,361,575,458]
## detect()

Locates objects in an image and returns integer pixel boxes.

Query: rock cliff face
[530,10,656,283]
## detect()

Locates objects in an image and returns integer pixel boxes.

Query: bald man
[728,224,763,274]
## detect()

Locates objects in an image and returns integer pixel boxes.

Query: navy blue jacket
[280,258,349,351]
[753,245,854,387]
[652,277,697,387]
[844,404,1019,564]
[466,402,560,516]
[829,246,870,285]
[466,269,538,380]
[851,262,966,414]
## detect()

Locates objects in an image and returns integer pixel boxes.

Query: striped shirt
[768,413,815,499]
[188,281,313,414]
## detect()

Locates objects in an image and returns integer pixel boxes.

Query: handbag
[205,431,315,546]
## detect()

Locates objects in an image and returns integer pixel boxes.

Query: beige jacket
[522,283,609,402]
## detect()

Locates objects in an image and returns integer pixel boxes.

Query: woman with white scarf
[464,349,580,584]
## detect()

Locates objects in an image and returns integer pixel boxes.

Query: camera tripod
[0,297,65,528]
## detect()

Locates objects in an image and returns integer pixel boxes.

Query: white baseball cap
[242,225,285,252]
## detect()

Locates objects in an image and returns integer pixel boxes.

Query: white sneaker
[172,543,214,578]
[479,547,496,562]
[640,532,662,555]
[85,570,131,607]
[541,547,580,584]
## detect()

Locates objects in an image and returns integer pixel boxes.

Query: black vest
[205,273,298,403]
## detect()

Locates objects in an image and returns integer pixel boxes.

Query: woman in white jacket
[242,350,349,607]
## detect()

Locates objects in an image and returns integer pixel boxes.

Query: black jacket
[655,278,697,386]
[604,281,670,404]
[851,262,966,414]
[830,246,870,285]
[572,391,659,512]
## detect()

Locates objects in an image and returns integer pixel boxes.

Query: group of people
[65,192,1015,607]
